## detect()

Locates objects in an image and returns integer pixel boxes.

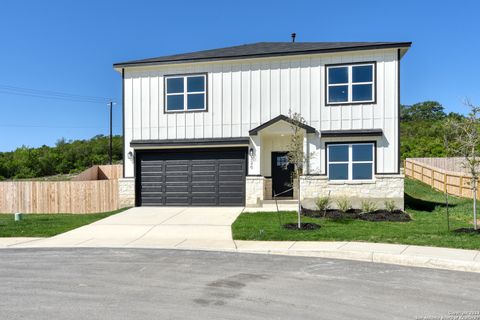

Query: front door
[271,152,294,198]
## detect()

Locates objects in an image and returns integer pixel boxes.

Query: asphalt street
[0,248,478,319]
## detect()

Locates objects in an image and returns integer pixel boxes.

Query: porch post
[303,133,309,175]
[246,135,263,206]
[248,135,261,175]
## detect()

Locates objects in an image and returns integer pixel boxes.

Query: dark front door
[271,152,294,198]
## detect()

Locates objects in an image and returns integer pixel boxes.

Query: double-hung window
[165,74,207,112]
[327,143,374,181]
[326,63,375,104]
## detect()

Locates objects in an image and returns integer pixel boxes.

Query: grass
[0,208,128,237]
[232,178,480,249]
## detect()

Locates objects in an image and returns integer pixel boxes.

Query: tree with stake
[444,99,480,231]
[286,110,313,229]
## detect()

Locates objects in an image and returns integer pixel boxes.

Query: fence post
[459,176,463,197]
[443,172,447,193]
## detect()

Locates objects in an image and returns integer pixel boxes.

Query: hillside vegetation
[400,101,463,159]
[0,135,122,180]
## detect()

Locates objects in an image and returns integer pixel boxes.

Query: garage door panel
[218,185,244,193]
[191,197,217,205]
[141,187,163,192]
[219,197,244,205]
[191,185,216,193]
[219,164,243,172]
[165,165,189,173]
[191,164,216,172]
[140,165,163,173]
[141,176,164,183]
[140,160,164,166]
[141,182,164,187]
[165,175,189,182]
[219,174,244,182]
[137,148,246,206]
[165,197,190,205]
[141,172,163,178]
[192,174,216,182]
[141,197,164,205]
[165,185,189,193]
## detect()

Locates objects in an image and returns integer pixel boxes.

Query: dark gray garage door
[136,148,247,206]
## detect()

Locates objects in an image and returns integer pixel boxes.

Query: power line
[0,124,122,129]
[0,84,114,104]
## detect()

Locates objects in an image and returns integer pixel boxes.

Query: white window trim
[165,74,207,112]
[327,143,375,182]
[326,63,375,105]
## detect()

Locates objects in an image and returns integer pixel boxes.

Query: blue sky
[0,0,479,151]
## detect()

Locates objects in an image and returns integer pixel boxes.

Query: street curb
[233,249,480,273]
[2,240,480,273]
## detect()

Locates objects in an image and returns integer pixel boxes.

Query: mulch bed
[283,222,321,230]
[453,227,480,234]
[358,210,411,222]
[302,207,411,222]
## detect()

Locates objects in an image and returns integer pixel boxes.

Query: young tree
[286,110,313,229]
[444,100,480,230]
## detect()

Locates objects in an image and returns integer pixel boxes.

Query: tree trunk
[297,179,301,229]
[474,181,478,230]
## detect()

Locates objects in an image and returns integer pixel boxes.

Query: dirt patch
[453,227,480,234]
[302,207,411,222]
[283,222,321,230]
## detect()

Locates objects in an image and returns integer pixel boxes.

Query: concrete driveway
[19,207,244,248]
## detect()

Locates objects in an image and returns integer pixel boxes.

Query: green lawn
[0,208,128,237]
[232,178,480,249]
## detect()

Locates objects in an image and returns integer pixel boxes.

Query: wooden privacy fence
[405,158,479,199]
[72,164,122,181]
[0,165,122,214]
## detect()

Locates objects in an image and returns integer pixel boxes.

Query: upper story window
[165,74,207,112]
[327,143,374,181]
[326,63,375,105]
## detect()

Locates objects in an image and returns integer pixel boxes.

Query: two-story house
[114,41,411,209]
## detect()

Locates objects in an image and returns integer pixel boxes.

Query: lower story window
[327,143,374,181]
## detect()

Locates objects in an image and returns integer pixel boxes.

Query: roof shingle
[113,41,411,67]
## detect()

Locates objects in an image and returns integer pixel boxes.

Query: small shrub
[361,200,377,213]
[384,199,397,213]
[315,196,331,214]
[335,196,351,213]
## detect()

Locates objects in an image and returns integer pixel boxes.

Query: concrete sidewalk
[2,205,480,273]
[2,237,480,273]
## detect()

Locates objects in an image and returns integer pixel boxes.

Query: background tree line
[0,135,122,180]
[400,101,463,159]
[0,101,463,180]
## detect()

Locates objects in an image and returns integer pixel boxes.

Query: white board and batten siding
[123,48,400,177]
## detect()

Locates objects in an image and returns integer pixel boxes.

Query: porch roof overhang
[249,115,316,136]
[320,129,383,138]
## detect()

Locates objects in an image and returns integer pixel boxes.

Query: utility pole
[109,101,113,165]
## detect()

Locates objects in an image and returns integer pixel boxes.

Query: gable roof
[249,115,316,136]
[113,42,412,68]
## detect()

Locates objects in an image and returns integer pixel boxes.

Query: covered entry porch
[245,115,317,206]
